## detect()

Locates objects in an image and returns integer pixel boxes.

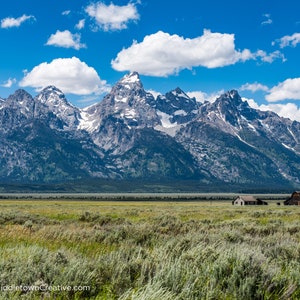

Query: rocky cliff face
[0,72,299,189]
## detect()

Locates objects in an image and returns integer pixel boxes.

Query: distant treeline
[0,178,295,195]
[0,194,289,201]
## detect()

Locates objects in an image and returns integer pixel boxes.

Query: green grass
[0,199,299,299]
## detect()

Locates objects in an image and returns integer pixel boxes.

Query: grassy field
[0,198,299,299]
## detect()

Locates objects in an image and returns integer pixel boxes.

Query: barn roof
[237,195,257,202]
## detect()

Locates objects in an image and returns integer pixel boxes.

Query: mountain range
[0,72,299,192]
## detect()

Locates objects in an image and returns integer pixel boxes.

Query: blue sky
[1,0,300,120]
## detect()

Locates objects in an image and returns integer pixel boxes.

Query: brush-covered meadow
[0,197,299,299]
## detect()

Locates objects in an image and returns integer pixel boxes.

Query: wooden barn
[233,195,268,206]
[284,191,300,205]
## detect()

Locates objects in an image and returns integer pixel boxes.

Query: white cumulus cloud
[1,78,17,88]
[75,19,85,30]
[19,57,109,95]
[274,32,300,48]
[246,98,300,122]
[46,30,86,50]
[111,30,281,77]
[1,14,35,28]
[240,82,269,93]
[85,1,139,31]
[186,91,207,103]
[266,78,300,102]
[255,50,286,63]
[187,90,225,103]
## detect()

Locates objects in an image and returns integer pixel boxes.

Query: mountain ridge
[0,72,299,191]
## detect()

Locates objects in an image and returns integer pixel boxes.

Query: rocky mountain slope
[0,72,299,190]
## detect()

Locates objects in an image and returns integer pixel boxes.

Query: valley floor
[0,199,299,299]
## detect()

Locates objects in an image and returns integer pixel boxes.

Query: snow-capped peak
[34,86,80,130]
[120,71,140,84]
[114,72,144,93]
[36,86,68,105]
[109,71,147,105]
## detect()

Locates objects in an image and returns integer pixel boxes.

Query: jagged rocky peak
[201,89,260,127]
[35,86,81,130]
[113,72,144,93]
[216,89,258,118]
[120,71,141,84]
[168,87,197,105]
[109,71,153,106]
[216,89,244,107]
[170,87,190,98]
[114,71,143,91]
[85,71,159,134]
[156,87,198,115]
[7,89,34,103]
[5,89,35,114]
[0,89,35,129]
[36,85,70,106]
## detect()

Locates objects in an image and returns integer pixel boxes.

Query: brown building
[284,191,300,205]
[233,195,268,206]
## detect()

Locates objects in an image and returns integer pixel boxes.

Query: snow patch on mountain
[157,111,177,128]
[115,96,128,103]
[78,109,100,132]
[121,72,140,84]
[174,110,187,116]
[287,127,298,142]
[155,111,183,137]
